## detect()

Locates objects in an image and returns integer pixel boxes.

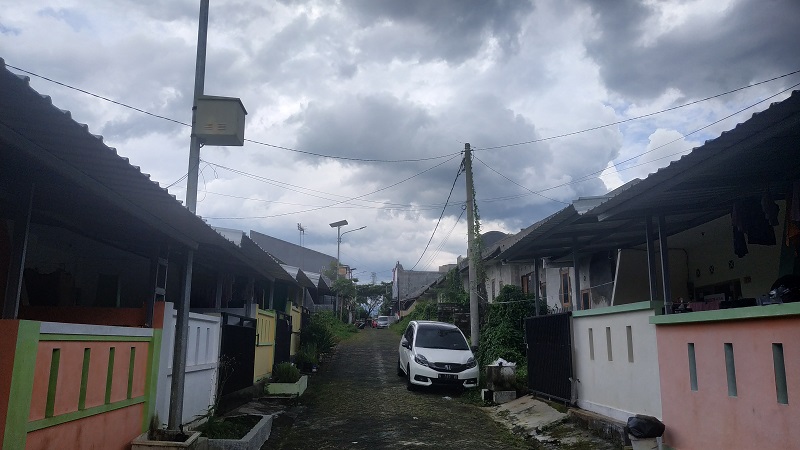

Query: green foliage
[332,278,356,299]
[272,362,301,383]
[392,301,438,333]
[296,342,318,366]
[476,285,535,370]
[196,414,261,440]
[300,311,357,357]
[437,268,469,305]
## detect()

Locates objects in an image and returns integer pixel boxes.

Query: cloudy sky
[3,0,799,282]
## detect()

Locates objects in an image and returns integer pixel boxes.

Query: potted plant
[265,362,308,396]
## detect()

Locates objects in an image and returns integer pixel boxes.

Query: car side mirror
[470,345,478,353]
[401,338,410,349]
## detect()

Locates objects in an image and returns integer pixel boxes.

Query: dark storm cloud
[293,93,436,164]
[288,89,612,231]
[583,0,800,100]
[344,0,535,63]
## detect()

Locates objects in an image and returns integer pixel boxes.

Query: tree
[356,282,392,318]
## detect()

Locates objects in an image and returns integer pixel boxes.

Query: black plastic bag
[625,414,665,439]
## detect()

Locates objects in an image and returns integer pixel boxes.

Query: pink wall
[656,316,800,449]
[26,404,145,450]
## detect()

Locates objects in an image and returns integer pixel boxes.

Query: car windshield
[378,318,388,323]
[414,325,469,350]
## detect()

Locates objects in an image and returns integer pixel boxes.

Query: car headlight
[414,353,429,367]
[465,357,477,369]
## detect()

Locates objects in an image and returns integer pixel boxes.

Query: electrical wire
[410,159,465,270]
[420,204,467,271]
[8,63,798,163]
[473,69,800,151]
[533,80,800,195]
[206,153,462,219]
[472,154,569,205]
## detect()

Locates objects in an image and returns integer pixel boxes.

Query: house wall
[485,262,533,302]
[23,224,150,308]
[572,302,663,422]
[254,309,276,382]
[612,249,690,305]
[155,302,220,426]
[682,214,782,299]
[653,304,800,450]
[1,319,159,450]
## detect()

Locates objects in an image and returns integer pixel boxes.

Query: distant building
[392,262,446,313]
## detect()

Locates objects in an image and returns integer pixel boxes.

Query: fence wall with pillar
[155,302,220,426]
[0,310,162,450]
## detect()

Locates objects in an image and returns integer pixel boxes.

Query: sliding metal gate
[524,312,573,403]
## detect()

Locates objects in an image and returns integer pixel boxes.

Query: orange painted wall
[25,403,145,450]
[0,321,20,447]
[656,317,800,449]
[29,341,149,421]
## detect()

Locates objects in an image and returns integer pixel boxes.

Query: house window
[560,269,572,306]
[491,279,496,300]
[540,282,547,303]
[521,273,531,294]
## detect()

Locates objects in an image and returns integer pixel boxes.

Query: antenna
[297,223,305,247]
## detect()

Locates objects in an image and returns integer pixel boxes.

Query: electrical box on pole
[194,95,247,146]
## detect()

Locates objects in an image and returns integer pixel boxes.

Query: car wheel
[406,364,416,391]
[397,358,404,377]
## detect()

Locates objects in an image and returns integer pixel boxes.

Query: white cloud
[3,0,795,281]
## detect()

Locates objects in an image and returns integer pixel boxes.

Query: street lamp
[329,221,365,318]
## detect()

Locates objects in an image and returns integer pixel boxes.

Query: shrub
[476,285,534,370]
[296,342,318,366]
[392,301,438,333]
[272,362,301,383]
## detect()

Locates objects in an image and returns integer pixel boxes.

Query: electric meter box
[194,95,247,146]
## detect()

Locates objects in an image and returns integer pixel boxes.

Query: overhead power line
[8,63,798,164]
[206,154,462,219]
[410,158,465,270]
[473,69,800,151]
[472,155,569,205]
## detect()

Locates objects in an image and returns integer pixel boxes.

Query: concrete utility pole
[464,143,480,347]
[170,0,208,431]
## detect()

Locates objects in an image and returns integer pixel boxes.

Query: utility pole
[464,143,480,347]
[169,0,208,431]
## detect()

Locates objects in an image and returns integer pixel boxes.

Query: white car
[376,316,390,329]
[398,320,479,390]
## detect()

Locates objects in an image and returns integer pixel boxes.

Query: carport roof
[281,265,317,289]
[497,90,800,263]
[0,59,286,281]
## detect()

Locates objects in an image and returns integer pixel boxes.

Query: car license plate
[438,374,457,380]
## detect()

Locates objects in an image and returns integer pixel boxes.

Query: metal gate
[525,312,573,403]
[274,311,292,366]
[219,313,256,396]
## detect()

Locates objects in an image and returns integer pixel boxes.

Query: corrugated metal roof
[494,91,800,263]
[0,58,295,283]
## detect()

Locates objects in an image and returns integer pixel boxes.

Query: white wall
[572,304,662,421]
[156,302,222,426]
